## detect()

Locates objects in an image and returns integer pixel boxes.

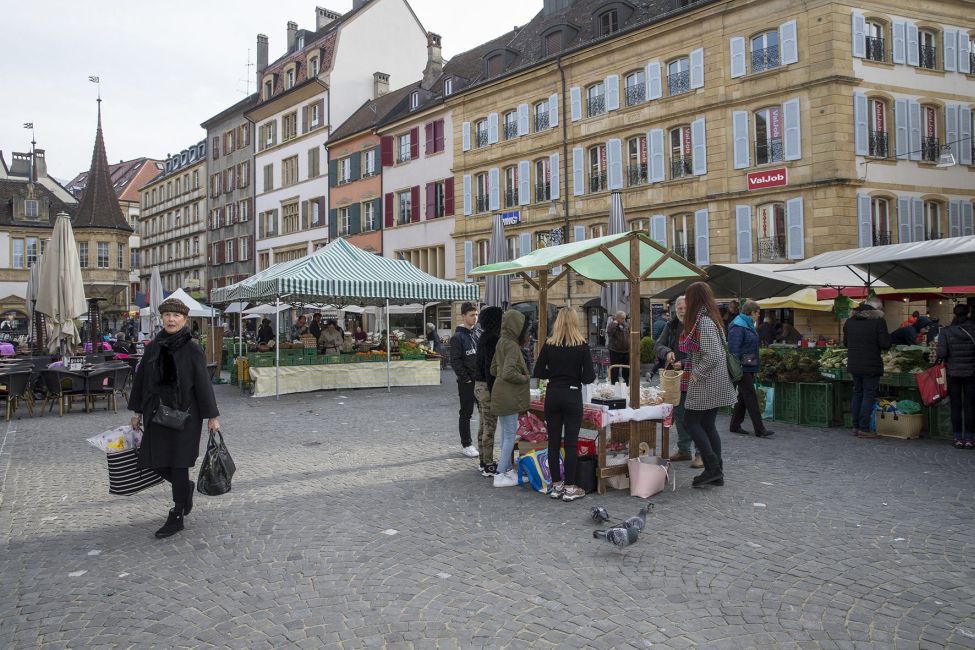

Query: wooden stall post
[629,236,640,410]
[537,269,549,358]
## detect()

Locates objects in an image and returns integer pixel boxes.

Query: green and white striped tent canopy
[210,237,479,306]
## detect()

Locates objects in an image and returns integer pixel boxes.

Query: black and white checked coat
[685,314,739,411]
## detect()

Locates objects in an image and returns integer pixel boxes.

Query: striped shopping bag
[106,448,163,496]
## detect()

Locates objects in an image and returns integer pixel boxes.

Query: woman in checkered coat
[679,282,738,487]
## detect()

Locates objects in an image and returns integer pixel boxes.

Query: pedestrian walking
[843,297,891,438]
[728,300,775,438]
[936,303,975,449]
[655,296,700,467]
[490,309,531,488]
[606,311,630,385]
[679,282,738,488]
[533,307,596,502]
[449,302,480,458]
[474,307,503,476]
[128,298,220,538]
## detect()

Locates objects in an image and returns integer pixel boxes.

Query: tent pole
[385,299,391,393]
[629,236,640,409]
[537,269,549,360]
[275,296,280,401]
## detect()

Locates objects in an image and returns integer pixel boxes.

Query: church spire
[74,98,131,231]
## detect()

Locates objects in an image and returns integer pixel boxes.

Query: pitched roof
[66,157,162,201]
[0,178,76,230]
[201,92,260,130]
[329,83,422,142]
[72,101,133,232]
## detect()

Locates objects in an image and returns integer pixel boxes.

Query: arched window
[599,9,619,36]
[669,125,692,179]
[626,135,647,185]
[588,144,607,192]
[871,197,891,245]
[534,99,550,131]
[670,213,695,261]
[587,82,606,117]
[503,110,518,140]
[474,119,488,148]
[921,105,940,162]
[923,201,942,240]
[667,57,689,96]
[754,106,784,164]
[868,98,889,158]
[755,202,787,260]
[624,69,645,106]
[918,30,937,70]
[865,20,886,62]
[751,30,780,72]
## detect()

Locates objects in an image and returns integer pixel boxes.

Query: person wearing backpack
[936,303,975,449]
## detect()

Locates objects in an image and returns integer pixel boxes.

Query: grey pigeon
[593,526,639,548]
[590,506,611,523]
[618,505,651,532]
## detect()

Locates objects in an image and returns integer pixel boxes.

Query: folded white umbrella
[35,214,88,354]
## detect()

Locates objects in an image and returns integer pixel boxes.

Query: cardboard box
[875,412,922,439]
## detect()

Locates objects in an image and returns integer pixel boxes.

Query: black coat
[129,330,219,469]
[449,326,479,383]
[654,317,686,366]
[843,305,891,376]
[936,320,975,378]
[890,325,919,346]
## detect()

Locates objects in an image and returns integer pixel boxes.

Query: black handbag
[153,403,190,430]
[197,430,236,496]
[741,352,759,367]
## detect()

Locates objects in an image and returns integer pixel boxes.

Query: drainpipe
[557,56,571,306]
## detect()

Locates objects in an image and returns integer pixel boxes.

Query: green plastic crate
[772,382,800,424]
[925,401,953,439]
[799,382,833,427]
[843,412,853,428]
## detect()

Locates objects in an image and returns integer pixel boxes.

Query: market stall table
[248,359,441,398]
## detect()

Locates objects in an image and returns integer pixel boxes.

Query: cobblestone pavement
[1,372,974,649]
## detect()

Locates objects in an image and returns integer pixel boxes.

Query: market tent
[783,236,975,289]
[653,264,884,300]
[140,288,218,318]
[243,303,291,315]
[757,288,833,312]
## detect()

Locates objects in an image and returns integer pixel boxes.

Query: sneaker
[549,481,565,499]
[493,471,518,488]
[561,485,586,501]
[481,463,498,477]
[462,445,479,458]
[690,455,704,469]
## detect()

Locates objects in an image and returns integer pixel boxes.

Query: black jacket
[449,325,479,383]
[533,342,596,387]
[654,318,686,366]
[890,325,918,346]
[257,324,274,344]
[843,305,891,376]
[475,307,503,390]
[937,320,975,378]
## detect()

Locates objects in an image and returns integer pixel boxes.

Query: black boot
[692,455,724,488]
[182,481,194,516]
[155,507,184,538]
[712,458,725,486]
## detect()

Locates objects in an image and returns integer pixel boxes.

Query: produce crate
[304,348,318,359]
[798,382,833,427]
[843,412,853,428]
[881,372,919,387]
[772,382,800,424]
[248,353,275,368]
[820,368,849,381]
[925,400,953,439]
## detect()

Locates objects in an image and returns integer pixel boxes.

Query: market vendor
[318,319,343,355]
[309,313,323,340]
[257,318,275,344]
[890,316,931,346]
[290,315,309,341]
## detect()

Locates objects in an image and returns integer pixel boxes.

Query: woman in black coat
[936,303,975,449]
[129,298,220,538]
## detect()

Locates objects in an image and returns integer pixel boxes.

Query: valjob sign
[746,167,788,191]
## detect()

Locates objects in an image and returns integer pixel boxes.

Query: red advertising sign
[747,167,788,190]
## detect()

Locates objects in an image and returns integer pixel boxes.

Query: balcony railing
[475,131,488,148]
[504,188,518,208]
[869,131,888,158]
[503,122,519,140]
[589,171,607,193]
[396,152,412,164]
[587,95,605,117]
[673,243,695,262]
[751,45,780,73]
[475,195,489,213]
[628,164,647,186]
[873,231,892,246]
[535,113,550,132]
[921,136,940,163]
[667,71,689,96]
[756,137,784,164]
[535,182,551,203]
[865,36,885,62]
[670,157,693,179]
[757,235,786,261]
[918,44,937,70]
[625,83,645,106]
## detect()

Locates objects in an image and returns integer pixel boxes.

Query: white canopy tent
[140,288,218,318]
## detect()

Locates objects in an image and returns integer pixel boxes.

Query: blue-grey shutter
[461,122,471,151]
[852,11,866,58]
[962,201,975,236]
[487,113,499,144]
[328,158,337,188]
[463,175,472,215]
[464,240,473,280]
[519,233,531,258]
[694,209,710,266]
[944,28,958,72]
[605,75,620,111]
[550,153,560,200]
[691,118,707,175]
[906,22,919,66]
[786,198,804,260]
[960,107,973,166]
[780,20,798,65]
[573,225,586,242]
[897,197,912,243]
[908,100,921,161]
[854,93,869,156]
[572,147,584,196]
[518,160,530,206]
[857,194,873,247]
[783,98,801,161]
[689,48,704,89]
[892,21,906,64]
[730,37,746,78]
[646,61,662,100]
[735,205,753,263]
[488,168,500,210]
[648,128,665,182]
[949,200,962,238]
[894,99,909,159]
[517,103,530,136]
[945,104,959,164]
[549,93,559,128]
[960,31,972,73]
[651,214,667,247]
[349,152,361,181]
[350,202,361,234]
[372,198,382,230]
[607,138,623,190]
[911,197,924,243]
[328,208,338,239]
[733,111,750,169]
[570,87,582,121]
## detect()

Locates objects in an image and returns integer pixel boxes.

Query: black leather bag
[153,403,190,430]
[197,430,236,496]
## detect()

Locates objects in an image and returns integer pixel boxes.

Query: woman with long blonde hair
[532,308,596,501]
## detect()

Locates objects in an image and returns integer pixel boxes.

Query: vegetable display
[818,347,848,369]
[882,345,929,374]
[757,348,821,384]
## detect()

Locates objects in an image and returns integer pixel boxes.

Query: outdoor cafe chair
[85,367,118,412]
[0,370,34,420]
[39,369,86,417]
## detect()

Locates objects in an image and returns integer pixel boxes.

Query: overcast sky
[0,0,541,182]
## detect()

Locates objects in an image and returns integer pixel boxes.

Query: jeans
[544,384,583,486]
[684,407,722,471]
[474,382,497,464]
[851,374,880,431]
[456,379,477,447]
[673,391,697,456]
[156,467,190,507]
[609,350,630,385]
[731,372,766,433]
[496,413,519,475]
[947,376,975,440]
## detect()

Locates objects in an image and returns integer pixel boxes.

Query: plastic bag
[196,430,236,496]
[516,412,547,442]
[86,425,142,453]
[895,400,921,415]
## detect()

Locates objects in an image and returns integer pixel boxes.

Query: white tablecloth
[249,360,441,398]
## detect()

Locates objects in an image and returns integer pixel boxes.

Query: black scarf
[144,327,193,409]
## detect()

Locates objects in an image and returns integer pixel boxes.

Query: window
[308,148,320,178]
[590,224,607,239]
[504,166,518,208]
[587,82,606,117]
[261,121,276,149]
[11,239,23,268]
[544,30,562,56]
[923,201,942,240]
[630,219,648,232]
[670,213,695,261]
[921,105,940,162]
[361,149,377,177]
[282,112,298,141]
[238,161,250,188]
[263,80,273,100]
[475,119,488,148]
[669,126,693,179]
[363,201,377,231]
[487,54,503,77]
[193,170,199,189]
[868,98,888,158]
[117,243,124,269]
[310,200,320,227]
[192,237,200,256]
[397,190,412,225]
[397,133,412,163]
[239,199,249,222]
[337,156,352,184]
[225,240,235,264]
[755,203,787,260]
[282,202,300,235]
[918,30,937,70]
[624,70,645,107]
[410,91,420,110]
[24,199,38,218]
[309,57,319,77]
[476,240,490,266]
[131,249,139,269]
[754,106,784,164]
[535,158,551,202]
[865,21,886,62]
[443,77,453,96]
[285,68,295,89]
[534,99,550,131]
[627,135,647,186]
[667,58,690,96]
[431,182,446,218]
[475,173,489,213]
[503,110,518,140]
[871,198,892,245]
[310,103,321,128]
[263,164,274,192]
[506,235,519,260]
[751,30,780,72]
[97,241,110,268]
[239,237,250,262]
[193,202,200,222]
[24,238,38,267]
[599,9,619,36]
[281,156,299,187]
[338,207,352,235]
[588,144,607,192]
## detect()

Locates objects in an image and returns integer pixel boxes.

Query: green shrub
[640,336,655,364]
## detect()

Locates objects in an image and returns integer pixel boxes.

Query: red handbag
[915,363,948,407]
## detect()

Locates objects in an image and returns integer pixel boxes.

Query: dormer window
[297,35,305,49]
[24,200,38,219]
[487,54,503,77]
[443,77,453,96]
[263,79,273,100]
[309,56,320,77]
[410,91,420,110]
[544,30,562,56]
[285,68,295,90]
[599,9,619,35]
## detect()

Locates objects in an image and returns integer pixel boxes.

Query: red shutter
[425,123,435,155]
[444,177,455,215]
[384,192,394,227]
[380,136,394,167]
[425,182,435,219]
[410,127,420,159]
[434,119,445,153]
[411,186,420,223]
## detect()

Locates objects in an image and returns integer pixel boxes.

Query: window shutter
[779,20,798,65]
[350,203,361,235]
[384,192,394,228]
[411,186,420,223]
[962,201,975,236]
[517,103,530,136]
[605,75,620,111]
[349,152,361,181]
[908,100,922,161]
[329,209,338,239]
[911,197,924,243]
[550,153,560,200]
[691,118,707,175]
[571,147,584,196]
[906,22,919,66]
[435,119,445,153]
[735,205,753,263]
[892,20,906,64]
[549,93,559,128]
[894,99,909,159]
[783,98,801,161]
[487,113,499,144]
[694,209,710,266]
[519,233,531,258]
[651,215,667,247]
[302,106,308,133]
[648,128,665,182]
[570,86,582,121]
[733,111,751,169]
[327,158,337,187]
[425,122,435,154]
[897,197,911,242]
[444,178,455,215]
[857,194,873,247]
[607,138,623,190]
[410,127,420,159]
[464,241,473,280]
[730,37,746,78]
[461,122,471,151]
[946,104,959,163]
[646,61,662,100]
[786,198,804,260]
[854,93,869,155]
[518,160,530,206]
[949,200,962,238]
[960,107,973,166]
[689,48,704,89]
[960,31,972,74]
[573,225,585,242]
[301,201,308,230]
[381,136,394,166]
[489,168,500,210]
[425,182,435,219]
[852,11,866,58]
[944,28,958,72]
[463,175,472,215]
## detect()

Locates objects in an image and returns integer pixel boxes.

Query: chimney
[421,32,443,90]
[286,21,298,52]
[33,149,47,179]
[256,34,269,89]
[373,72,390,98]
[316,6,341,30]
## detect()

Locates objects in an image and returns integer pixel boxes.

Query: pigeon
[618,505,652,532]
[590,506,611,523]
[593,526,639,548]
